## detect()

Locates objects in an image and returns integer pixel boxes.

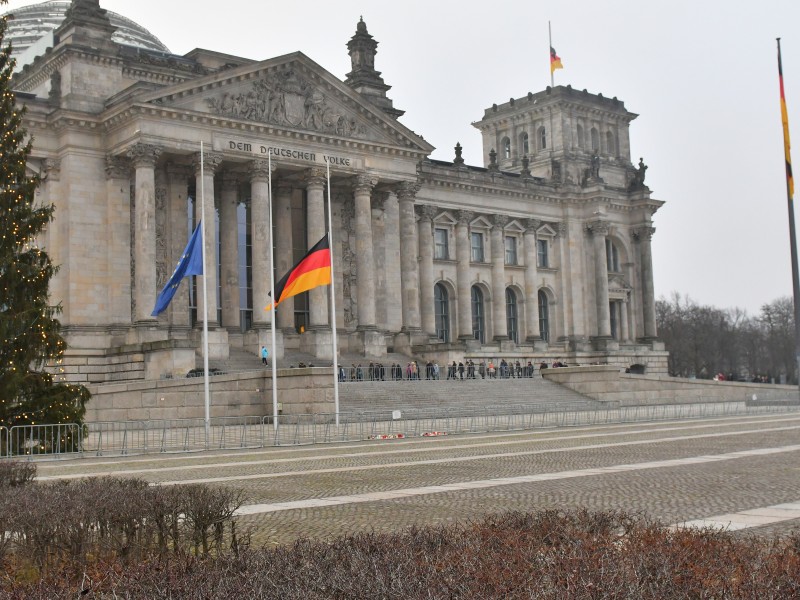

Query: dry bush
[4,508,799,599]
[0,461,36,488]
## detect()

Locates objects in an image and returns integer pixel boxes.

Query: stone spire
[54,0,116,50]
[344,17,404,119]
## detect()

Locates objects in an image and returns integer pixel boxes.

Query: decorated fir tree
[0,6,90,433]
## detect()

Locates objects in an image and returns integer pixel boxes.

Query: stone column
[274,182,294,332]
[588,220,611,338]
[220,173,240,330]
[304,167,329,330]
[353,173,378,329]
[397,181,421,332]
[382,191,402,333]
[523,219,541,343]
[165,163,191,327]
[490,214,509,342]
[620,299,630,342]
[106,155,132,325]
[249,160,272,329]
[192,150,222,327]
[635,226,658,339]
[128,143,162,323]
[417,204,437,336]
[455,210,474,340]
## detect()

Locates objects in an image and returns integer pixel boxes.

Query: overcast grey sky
[5,0,800,314]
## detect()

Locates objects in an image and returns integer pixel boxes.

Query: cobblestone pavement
[34,412,800,546]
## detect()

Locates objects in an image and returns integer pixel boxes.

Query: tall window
[502,137,511,159]
[606,238,620,272]
[471,286,485,343]
[610,300,618,339]
[505,235,517,265]
[606,131,616,156]
[471,231,484,262]
[434,227,449,259]
[434,283,450,342]
[537,238,549,268]
[591,127,599,151]
[576,124,584,149]
[538,126,547,150]
[538,290,549,342]
[506,288,518,343]
[521,132,529,155]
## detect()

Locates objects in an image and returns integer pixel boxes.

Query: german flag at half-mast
[550,46,563,74]
[265,234,331,311]
[779,41,794,198]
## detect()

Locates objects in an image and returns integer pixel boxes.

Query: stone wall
[84,368,336,422]
[542,365,796,405]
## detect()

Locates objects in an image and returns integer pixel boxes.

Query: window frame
[471,231,485,263]
[434,227,449,260]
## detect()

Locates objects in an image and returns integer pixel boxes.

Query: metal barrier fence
[338,364,539,382]
[1,399,798,460]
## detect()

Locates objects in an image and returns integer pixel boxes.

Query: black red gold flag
[779,42,794,198]
[550,46,563,74]
[265,234,331,311]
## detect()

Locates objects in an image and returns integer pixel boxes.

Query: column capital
[524,218,542,234]
[414,204,438,221]
[491,214,509,229]
[249,159,272,182]
[192,150,223,176]
[105,154,130,179]
[353,172,378,194]
[587,219,610,237]
[303,166,327,189]
[127,143,162,168]
[44,158,61,181]
[631,225,656,241]
[556,221,568,237]
[395,180,421,201]
[456,210,475,225]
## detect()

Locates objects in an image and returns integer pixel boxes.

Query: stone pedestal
[591,336,619,352]
[190,328,230,360]
[300,329,334,360]
[498,339,517,353]
[247,328,285,360]
[353,329,386,358]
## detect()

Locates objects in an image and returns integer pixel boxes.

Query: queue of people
[337,358,572,382]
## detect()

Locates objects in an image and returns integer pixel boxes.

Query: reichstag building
[6,0,668,383]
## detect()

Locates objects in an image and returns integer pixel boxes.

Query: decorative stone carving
[632,226,656,241]
[205,68,369,138]
[556,222,568,237]
[628,157,649,191]
[43,158,61,181]
[551,159,562,183]
[48,70,61,106]
[303,167,326,188]
[453,142,465,166]
[353,173,378,194]
[487,148,499,171]
[105,155,130,179]
[456,210,474,225]
[371,191,389,211]
[192,151,223,175]
[491,214,509,229]
[587,220,610,236]
[520,156,531,178]
[525,218,542,234]
[155,184,167,288]
[415,204,438,221]
[127,143,162,168]
[249,159,272,182]
[394,180,421,200]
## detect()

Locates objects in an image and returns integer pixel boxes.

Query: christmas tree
[0,5,90,444]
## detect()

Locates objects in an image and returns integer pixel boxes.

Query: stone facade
[10,0,667,387]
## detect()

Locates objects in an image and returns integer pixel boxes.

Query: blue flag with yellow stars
[151,221,204,316]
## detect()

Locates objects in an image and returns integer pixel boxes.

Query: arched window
[502,137,511,159]
[471,286,485,344]
[606,131,616,156]
[434,283,450,342]
[521,132,529,155]
[590,127,599,151]
[506,288,518,343]
[576,124,584,149]
[538,290,549,342]
[605,238,620,272]
[538,126,547,150]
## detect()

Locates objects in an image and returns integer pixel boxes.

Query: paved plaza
[34,412,800,546]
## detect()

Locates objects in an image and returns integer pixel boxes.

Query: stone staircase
[337,377,606,415]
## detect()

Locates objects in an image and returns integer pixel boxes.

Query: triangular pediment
[134,52,432,153]
[537,224,557,237]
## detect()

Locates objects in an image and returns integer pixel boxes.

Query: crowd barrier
[1,397,798,459]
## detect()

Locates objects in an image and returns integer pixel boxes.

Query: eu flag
[151,221,204,316]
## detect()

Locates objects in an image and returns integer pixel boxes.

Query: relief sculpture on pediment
[205,69,369,139]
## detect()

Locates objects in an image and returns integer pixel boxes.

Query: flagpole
[777,38,800,389]
[268,150,279,431]
[549,21,554,88]
[200,141,211,444]
[326,161,340,425]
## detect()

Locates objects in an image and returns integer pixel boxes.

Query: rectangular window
[537,238,549,268]
[504,236,517,265]
[434,227,449,260]
[471,231,484,262]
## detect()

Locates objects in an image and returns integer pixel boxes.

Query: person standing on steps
[260,345,269,366]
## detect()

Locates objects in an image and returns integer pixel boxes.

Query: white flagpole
[326,160,340,425]
[268,150,279,431]
[200,142,211,444]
